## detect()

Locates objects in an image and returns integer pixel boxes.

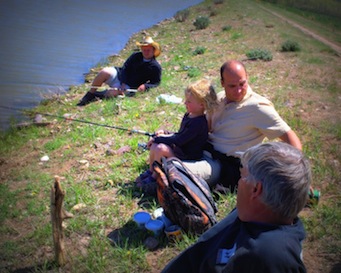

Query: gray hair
[241,142,312,219]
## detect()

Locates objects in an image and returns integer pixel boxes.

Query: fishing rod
[0,105,155,137]
[45,113,154,137]
[88,86,138,94]
[84,84,138,95]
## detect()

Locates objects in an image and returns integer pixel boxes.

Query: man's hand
[137,84,146,92]
[106,88,124,97]
[120,83,128,91]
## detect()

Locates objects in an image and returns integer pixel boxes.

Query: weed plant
[193,16,210,30]
[222,25,232,31]
[281,39,301,51]
[193,46,206,55]
[245,48,273,61]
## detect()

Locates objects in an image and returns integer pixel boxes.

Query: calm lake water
[0,0,202,131]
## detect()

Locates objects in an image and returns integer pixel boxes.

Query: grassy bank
[0,0,340,272]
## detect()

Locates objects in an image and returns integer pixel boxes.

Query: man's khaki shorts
[183,151,221,187]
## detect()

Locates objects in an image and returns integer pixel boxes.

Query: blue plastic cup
[133,211,151,228]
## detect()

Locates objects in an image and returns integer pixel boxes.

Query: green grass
[0,184,19,221]
[0,0,340,272]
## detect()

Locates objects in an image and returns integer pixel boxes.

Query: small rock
[106,149,115,156]
[34,114,43,123]
[72,203,86,211]
[40,155,49,162]
[106,180,114,187]
[104,143,112,150]
[63,113,72,119]
[144,236,159,250]
[93,142,102,149]
[116,145,131,155]
[79,159,89,165]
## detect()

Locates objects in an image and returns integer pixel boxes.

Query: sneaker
[138,175,157,197]
[93,90,107,99]
[135,170,152,186]
[136,174,157,197]
[76,92,96,106]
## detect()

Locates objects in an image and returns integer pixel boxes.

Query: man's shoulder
[217,91,225,100]
[243,220,304,255]
[245,89,272,106]
[150,57,161,68]
[229,223,306,273]
[132,51,142,56]
[130,51,143,58]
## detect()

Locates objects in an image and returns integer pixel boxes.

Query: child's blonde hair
[185,79,218,113]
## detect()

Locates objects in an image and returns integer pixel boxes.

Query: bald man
[184,60,302,192]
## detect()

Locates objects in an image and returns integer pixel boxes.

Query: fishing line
[0,105,155,137]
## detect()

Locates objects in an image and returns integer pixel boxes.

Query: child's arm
[154,116,207,147]
[155,129,172,136]
[147,127,176,149]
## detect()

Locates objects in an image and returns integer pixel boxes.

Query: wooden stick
[50,176,73,266]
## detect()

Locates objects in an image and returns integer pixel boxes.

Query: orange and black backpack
[153,157,218,235]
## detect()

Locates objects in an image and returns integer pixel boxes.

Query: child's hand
[155,129,165,136]
[147,138,154,149]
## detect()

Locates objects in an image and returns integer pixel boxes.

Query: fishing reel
[138,142,148,151]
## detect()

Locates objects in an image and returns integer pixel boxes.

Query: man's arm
[143,60,162,90]
[279,130,302,150]
[119,52,138,85]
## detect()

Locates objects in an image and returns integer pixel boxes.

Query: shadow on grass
[330,262,341,273]
[109,182,168,250]
[116,181,158,210]
[107,220,168,250]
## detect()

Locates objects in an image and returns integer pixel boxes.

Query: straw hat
[136,36,161,57]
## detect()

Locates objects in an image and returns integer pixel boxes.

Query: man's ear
[251,182,262,198]
[220,78,224,86]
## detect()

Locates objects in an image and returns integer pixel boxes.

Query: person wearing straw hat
[77,36,162,106]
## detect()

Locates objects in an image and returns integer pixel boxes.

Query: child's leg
[149,143,174,174]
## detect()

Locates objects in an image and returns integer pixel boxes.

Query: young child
[136,79,218,193]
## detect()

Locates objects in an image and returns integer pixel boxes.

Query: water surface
[0,0,202,130]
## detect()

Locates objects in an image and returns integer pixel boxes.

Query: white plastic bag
[156,94,182,104]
